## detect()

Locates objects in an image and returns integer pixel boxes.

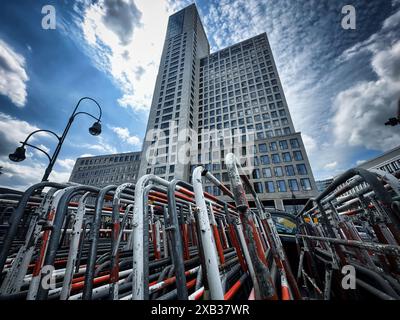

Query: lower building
[357,145,400,178]
[316,178,334,193]
[69,152,141,187]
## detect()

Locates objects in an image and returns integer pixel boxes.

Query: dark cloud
[0,54,13,72]
[0,39,29,107]
[134,65,145,80]
[0,131,14,157]
[101,0,143,45]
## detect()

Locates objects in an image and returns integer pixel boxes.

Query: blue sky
[0,0,399,190]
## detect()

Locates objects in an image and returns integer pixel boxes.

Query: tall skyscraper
[139,4,318,212]
[138,4,209,181]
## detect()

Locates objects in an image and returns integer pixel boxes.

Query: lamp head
[385,117,399,126]
[89,121,102,136]
[9,146,26,162]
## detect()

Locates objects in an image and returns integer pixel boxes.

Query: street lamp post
[9,97,103,182]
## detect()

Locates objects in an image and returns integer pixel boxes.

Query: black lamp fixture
[89,121,102,136]
[9,146,26,162]
[385,98,400,126]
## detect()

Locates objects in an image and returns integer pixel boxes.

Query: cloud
[0,38,29,107]
[57,158,76,171]
[0,158,45,190]
[79,153,94,158]
[0,113,74,190]
[0,112,41,157]
[324,161,338,169]
[112,126,141,146]
[68,0,175,112]
[134,65,145,80]
[371,40,400,83]
[83,135,118,154]
[101,0,142,45]
[333,37,400,151]
[302,134,317,155]
[338,9,400,64]
[356,159,366,166]
[0,156,73,191]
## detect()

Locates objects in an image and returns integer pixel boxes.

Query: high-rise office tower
[139,4,209,181]
[139,4,318,212]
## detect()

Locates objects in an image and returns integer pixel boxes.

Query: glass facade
[196,34,316,200]
[166,10,184,39]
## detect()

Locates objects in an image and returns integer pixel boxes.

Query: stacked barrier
[0,154,399,300]
[296,168,400,300]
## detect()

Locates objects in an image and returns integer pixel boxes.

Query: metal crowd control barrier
[0,154,399,300]
[295,168,400,300]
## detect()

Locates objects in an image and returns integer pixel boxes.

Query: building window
[277,180,287,192]
[296,164,308,175]
[274,166,284,177]
[154,166,166,175]
[252,169,261,179]
[262,167,272,178]
[285,165,295,176]
[293,150,303,161]
[254,182,263,193]
[265,181,275,193]
[300,178,312,190]
[260,155,270,165]
[272,154,281,163]
[213,186,221,196]
[279,140,288,150]
[290,138,299,148]
[288,179,299,191]
[282,152,291,162]
[258,143,267,153]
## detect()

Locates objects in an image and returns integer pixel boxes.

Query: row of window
[376,159,400,174]
[251,164,308,178]
[78,154,140,166]
[75,164,139,177]
[200,75,278,92]
[201,163,308,183]
[199,117,289,135]
[257,178,312,193]
[200,35,268,67]
[75,173,137,186]
[203,177,312,196]
[200,51,272,73]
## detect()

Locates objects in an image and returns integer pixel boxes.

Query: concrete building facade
[139,4,317,212]
[138,4,209,182]
[69,152,141,187]
[358,146,400,178]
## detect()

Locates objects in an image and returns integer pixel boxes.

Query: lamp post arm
[22,129,61,145]
[41,116,74,181]
[73,111,101,122]
[22,142,52,163]
[41,97,102,181]
[71,97,102,120]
